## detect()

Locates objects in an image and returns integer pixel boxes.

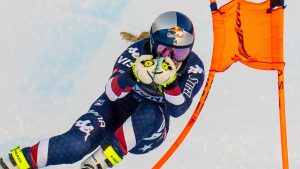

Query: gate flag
[210,0,284,72]
[153,0,287,169]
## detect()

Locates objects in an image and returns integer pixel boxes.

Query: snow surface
[0,0,299,169]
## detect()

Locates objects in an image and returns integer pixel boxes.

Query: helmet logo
[167,26,185,45]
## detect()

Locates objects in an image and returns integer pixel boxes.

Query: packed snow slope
[0,0,299,168]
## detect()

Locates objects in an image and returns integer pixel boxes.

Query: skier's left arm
[163,57,205,118]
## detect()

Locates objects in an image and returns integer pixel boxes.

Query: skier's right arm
[105,45,138,101]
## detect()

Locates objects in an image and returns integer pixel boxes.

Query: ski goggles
[156,44,190,62]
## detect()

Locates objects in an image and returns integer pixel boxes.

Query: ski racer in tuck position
[0,11,205,169]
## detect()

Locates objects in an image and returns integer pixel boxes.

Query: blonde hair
[120,31,150,43]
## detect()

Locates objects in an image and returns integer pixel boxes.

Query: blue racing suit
[21,39,205,168]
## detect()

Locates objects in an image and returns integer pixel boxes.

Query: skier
[0,11,205,169]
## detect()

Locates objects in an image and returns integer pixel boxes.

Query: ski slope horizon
[0,0,299,169]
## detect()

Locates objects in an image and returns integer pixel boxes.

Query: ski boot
[0,146,31,169]
[81,145,122,169]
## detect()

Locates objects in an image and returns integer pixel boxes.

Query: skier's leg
[126,102,169,155]
[2,94,116,169]
[81,100,169,168]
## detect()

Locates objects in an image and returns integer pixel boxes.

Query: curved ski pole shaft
[152,70,216,169]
